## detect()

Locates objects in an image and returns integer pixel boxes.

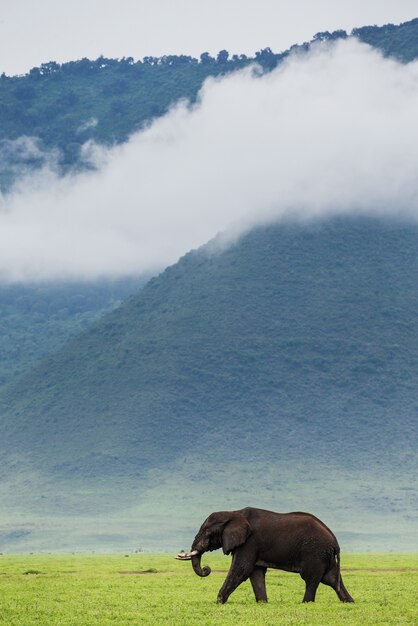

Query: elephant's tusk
[175,550,199,560]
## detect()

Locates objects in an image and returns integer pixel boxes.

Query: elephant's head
[176,510,252,577]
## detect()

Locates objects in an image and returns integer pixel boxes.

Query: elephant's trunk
[191,553,211,577]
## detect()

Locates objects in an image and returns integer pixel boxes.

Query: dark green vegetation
[4,217,418,466]
[353,18,418,62]
[1,19,418,190]
[0,278,146,389]
[1,217,417,550]
[0,553,417,625]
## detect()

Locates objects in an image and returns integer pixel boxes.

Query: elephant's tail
[335,548,341,592]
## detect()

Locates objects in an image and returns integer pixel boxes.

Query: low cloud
[2,39,418,282]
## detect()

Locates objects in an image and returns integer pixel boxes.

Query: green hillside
[353,18,418,61]
[0,278,146,389]
[1,217,417,550]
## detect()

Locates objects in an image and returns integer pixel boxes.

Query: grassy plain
[0,553,417,625]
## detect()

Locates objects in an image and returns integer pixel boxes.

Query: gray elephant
[177,506,354,604]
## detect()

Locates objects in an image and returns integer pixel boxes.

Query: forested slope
[2,217,417,478]
[0,278,145,388]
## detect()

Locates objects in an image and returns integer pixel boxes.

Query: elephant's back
[280,511,340,547]
[243,507,340,547]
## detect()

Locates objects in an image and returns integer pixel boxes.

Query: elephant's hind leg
[300,561,325,602]
[250,566,268,603]
[301,575,321,602]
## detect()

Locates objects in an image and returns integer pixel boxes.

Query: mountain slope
[1,216,417,550]
[354,17,418,62]
[0,278,146,389]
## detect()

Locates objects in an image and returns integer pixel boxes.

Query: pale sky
[1,0,418,75]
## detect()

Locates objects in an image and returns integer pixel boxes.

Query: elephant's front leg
[217,551,256,604]
[249,565,268,602]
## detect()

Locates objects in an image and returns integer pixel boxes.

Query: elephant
[176,506,354,604]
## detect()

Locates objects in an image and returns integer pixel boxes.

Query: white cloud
[2,39,418,282]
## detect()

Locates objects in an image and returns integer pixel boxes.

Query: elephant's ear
[222,514,252,555]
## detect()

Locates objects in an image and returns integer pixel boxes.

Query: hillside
[1,18,418,190]
[0,278,146,389]
[353,17,418,61]
[1,216,417,550]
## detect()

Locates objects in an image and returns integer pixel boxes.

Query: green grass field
[0,553,417,625]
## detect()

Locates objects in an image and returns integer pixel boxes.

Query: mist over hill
[1,216,417,551]
[1,18,418,191]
